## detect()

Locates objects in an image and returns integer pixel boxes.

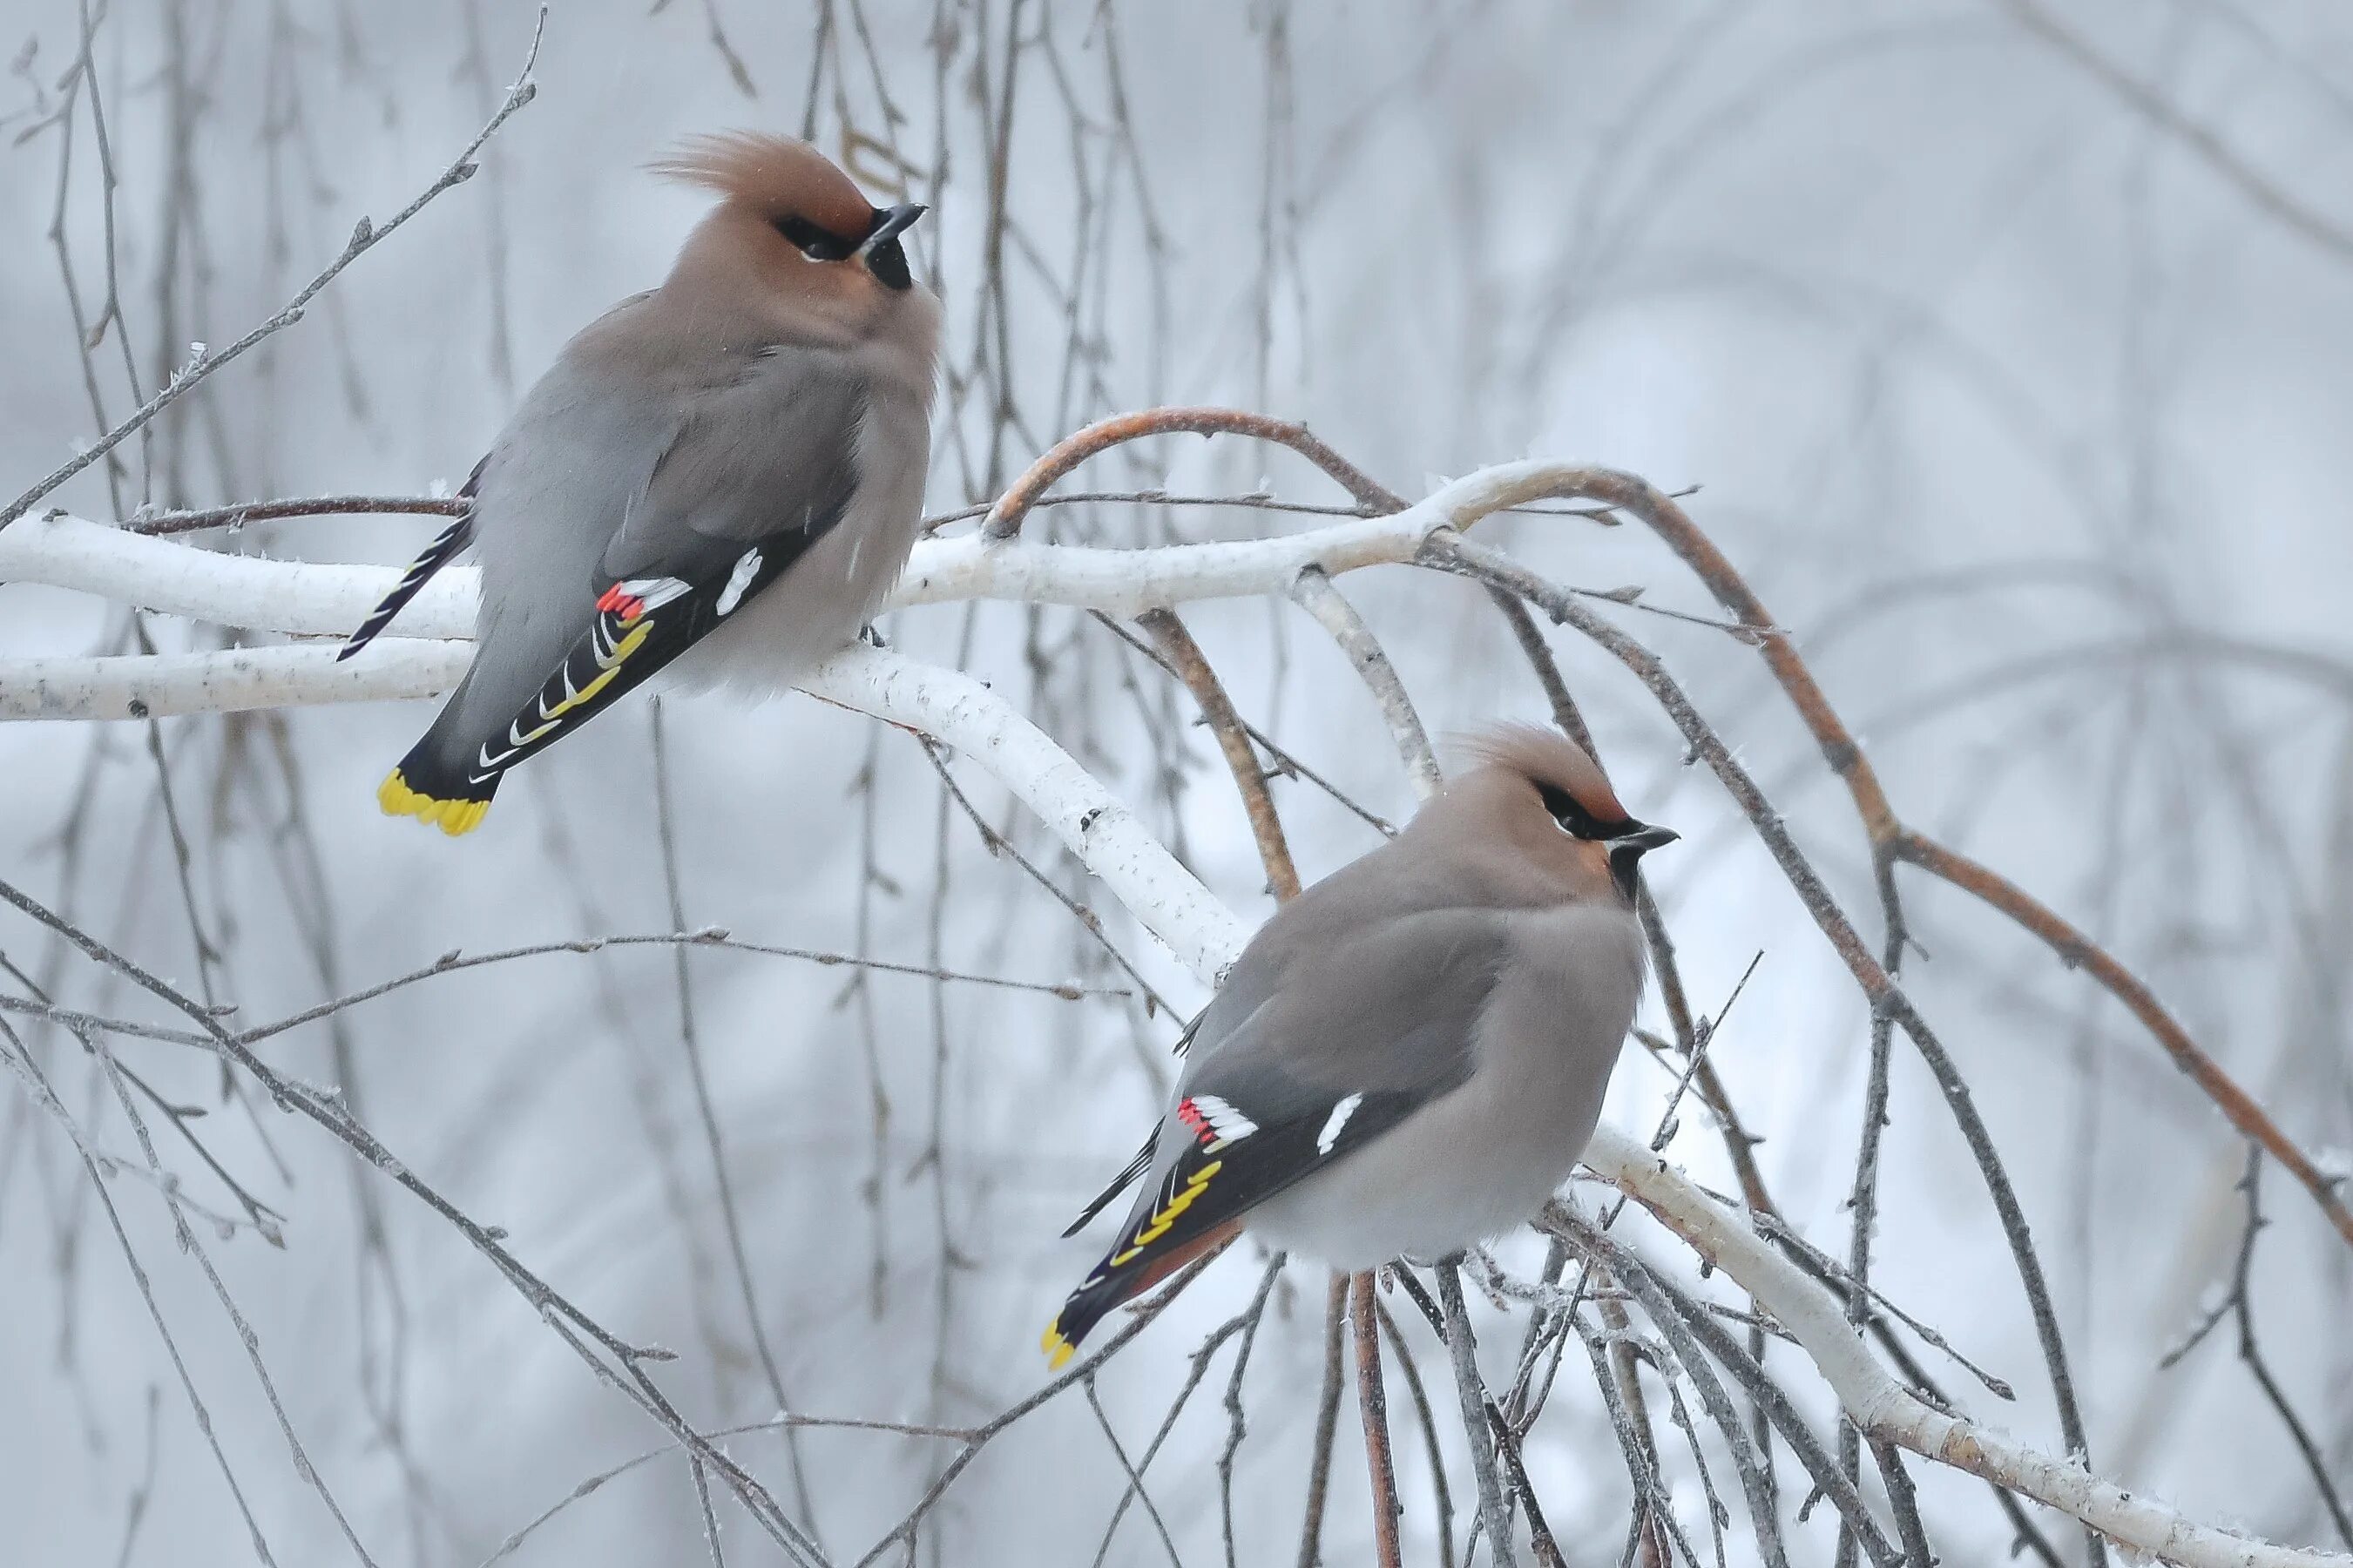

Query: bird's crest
[650,132,874,243]
[1457,723,1632,826]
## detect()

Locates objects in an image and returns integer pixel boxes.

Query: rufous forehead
[651,132,875,240]
[1460,723,1631,821]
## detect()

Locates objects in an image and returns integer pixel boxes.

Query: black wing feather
[338,456,488,661]
[1041,1081,1429,1365]
[455,506,843,794]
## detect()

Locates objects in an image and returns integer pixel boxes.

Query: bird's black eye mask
[1535,781,1673,901]
[774,215,855,261]
[773,209,916,291]
[1535,781,1629,841]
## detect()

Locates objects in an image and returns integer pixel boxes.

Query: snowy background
[3,3,2350,1564]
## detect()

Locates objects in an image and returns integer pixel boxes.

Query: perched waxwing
[1041,726,1677,1367]
[343,132,939,835]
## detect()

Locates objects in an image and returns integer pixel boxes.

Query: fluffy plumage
[348,132,937,835]
[1041,726,1676,1368]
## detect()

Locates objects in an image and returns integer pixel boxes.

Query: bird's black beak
[859,202,928,254]
[1611,822,1680,855]
[1604,821,1677,902]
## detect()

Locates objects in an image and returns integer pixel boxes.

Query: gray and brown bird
[343,132,938,835]
[1042,726,1675,1367]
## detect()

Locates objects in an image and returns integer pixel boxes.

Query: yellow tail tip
[1041,1323,1075,1370]
[377,770,490,837]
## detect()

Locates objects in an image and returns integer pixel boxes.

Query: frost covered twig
[0,11,550,530]
[10,420,2350,1563]
[1584,1128,2349,1568]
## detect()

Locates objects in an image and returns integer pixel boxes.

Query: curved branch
[801,644,1250,984]
[982,406,1404,539]
[1893,831,2353,1247]
[1505,470,2353,1253]
[6,472,2336,1559]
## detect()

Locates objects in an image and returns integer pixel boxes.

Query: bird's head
[1460,724,1678,904]
[653,132,929,298]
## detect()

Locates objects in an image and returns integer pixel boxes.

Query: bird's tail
[378,727,499,836]
[1039,1220,1238,1369]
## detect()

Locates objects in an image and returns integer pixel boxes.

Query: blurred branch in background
[11,405,2353,1565]
[6,3,2353,1566]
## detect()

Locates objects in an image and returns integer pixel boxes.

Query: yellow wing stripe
[377,769,490,836]
[1108,1159,1221,1267]
[544,620,652,722]
[377,614,657,838]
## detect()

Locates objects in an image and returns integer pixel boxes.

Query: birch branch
[5,498,2339,1566]
[842,651,2350,1565]
[801,644,1249,986]
[1584,1127,2352,1568]
[0,461,1602,718]
[815,652,2338,1568]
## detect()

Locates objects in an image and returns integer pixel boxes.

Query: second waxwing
[342,132,940,835]
[1042,725,1677,1367]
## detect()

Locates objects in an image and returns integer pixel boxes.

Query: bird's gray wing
[1043,909,1507,1363]
[597,343,866,583]
[388,345,868,818]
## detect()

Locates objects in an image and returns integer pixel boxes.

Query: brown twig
[1372,1295,1454,1568]
[1893,830,2353,1249]
[1598,1289,1673,1568]
[1136,608,1302,899]
[984,405,1405,539]
[1296,1273,1350,1568]
[1349,1272,1405,1568]
[1541,466,2350,1253]
[1431,529,2104,1554]
[1092,612,1397,836]
[130,494,471,536]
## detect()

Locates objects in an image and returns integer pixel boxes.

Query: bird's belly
[661,497,922,700]
[1242,1064,1608,1271]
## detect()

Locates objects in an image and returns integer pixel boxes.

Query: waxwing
[1043,725,1677,1367]
[342,132,939,835]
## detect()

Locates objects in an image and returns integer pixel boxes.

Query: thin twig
[1139,606,1302,899]
[1297,1273,1351,1568]
[1434,1263,1519,1568]
[1352,1271,1406,1568]
[130,495,472,536]
[1,11,551,529]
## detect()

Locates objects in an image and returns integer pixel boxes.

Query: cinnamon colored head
[652,131,929,296]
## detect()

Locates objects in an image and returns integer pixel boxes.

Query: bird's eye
[774,215,852,262]
[1537,782,1614,840]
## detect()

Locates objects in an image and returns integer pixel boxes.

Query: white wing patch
[715,548,763,616]
[1316,1093,1364,1156]
[1189,1094,1260,1143]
